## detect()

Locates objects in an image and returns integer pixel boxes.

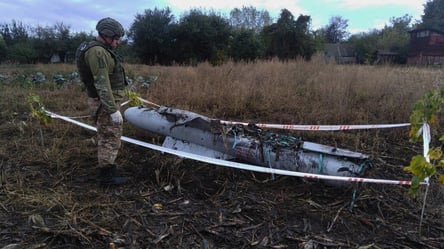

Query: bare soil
[0,64,442,249]
[0,112,443,249]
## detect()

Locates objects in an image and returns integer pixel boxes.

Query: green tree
[348,30,380,64]
[128,7,176,65]
[262,9,315,60]
[0,20,29,46]
[228,28,264,61]
[0,20,30,62]
[28,22,71,63]
[0,24,12,46]
[321,16,349,43]
[229,6,273,33]
[8,42,37,63]
[377,15,412,63]
[0,21,31,62]
[418,0,444,31]
[0,36,7,62]
[347,14,412,64]
[32,24,56,62]
[311,29,328,53]
[174,9,231,65]
[53,22,71,63]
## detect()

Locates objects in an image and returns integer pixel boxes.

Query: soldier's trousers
[96,106,122,168]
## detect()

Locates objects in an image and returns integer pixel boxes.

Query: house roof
[324,43,355,57]
[409,28,444,35]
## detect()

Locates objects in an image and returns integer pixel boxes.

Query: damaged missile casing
[124,106,370,183]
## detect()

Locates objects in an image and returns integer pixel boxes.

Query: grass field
[0,59,443,248]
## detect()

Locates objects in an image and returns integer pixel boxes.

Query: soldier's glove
[110,111,123,125]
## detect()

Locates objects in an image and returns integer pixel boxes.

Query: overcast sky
[1,0,426,35]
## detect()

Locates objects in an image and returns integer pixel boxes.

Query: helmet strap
[99,33,113,48]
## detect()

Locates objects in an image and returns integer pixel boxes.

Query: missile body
[124,106,370,183]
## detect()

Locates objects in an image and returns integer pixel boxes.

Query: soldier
[76,17,128,185]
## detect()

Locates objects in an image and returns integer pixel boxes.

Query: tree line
[1,1,443,65]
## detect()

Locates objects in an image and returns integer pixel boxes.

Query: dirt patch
[0,67,442,248]
[0,117,443,249]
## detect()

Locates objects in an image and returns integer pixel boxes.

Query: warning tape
[121,97,161,108]
[127,97,410,131]
[219,121,411,131]
[45,110,425,186]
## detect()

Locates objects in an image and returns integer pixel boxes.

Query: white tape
[46,110,425,186]
[123,98,410,131]
[422,123,431,185]
[121,97,160,108]
[220,121,411,131]
[422,123,431,162]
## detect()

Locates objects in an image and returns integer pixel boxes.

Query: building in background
[407,28,444,65]
[323,43,357,64]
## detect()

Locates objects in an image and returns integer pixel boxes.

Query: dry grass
[5,58,440,121]
[125,58,444,153]
[0,59,443,248]
[2,59,444,148]
[126,58,441,124]
[2,59,444,155]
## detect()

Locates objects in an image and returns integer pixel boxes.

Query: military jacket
[76,41,126,113]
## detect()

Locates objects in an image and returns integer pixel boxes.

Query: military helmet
[96,17,124,38]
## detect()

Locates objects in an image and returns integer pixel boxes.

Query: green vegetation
[3,0,444,66]
[406,87,444,195]
[27,93,52,126]
[1,60,443,247]
[417,0,444,31]
[12,60,444,194]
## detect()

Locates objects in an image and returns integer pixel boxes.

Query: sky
[1,0,427,35]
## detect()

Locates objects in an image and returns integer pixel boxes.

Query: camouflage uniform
[76,17,129,184]
[76,19,126,170]
[83,45,125,168]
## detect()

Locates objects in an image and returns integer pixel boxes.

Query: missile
[124,106,370,184]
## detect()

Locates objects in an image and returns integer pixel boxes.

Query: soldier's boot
[98,164,129,185]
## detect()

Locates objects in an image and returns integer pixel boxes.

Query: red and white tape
[46,110,425,186]
[219,121,410,131]
[123,97,411,131]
